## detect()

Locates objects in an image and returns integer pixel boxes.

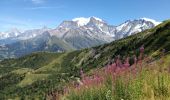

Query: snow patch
[116,22,129,31]
[140,18,161,26]
[72,17,103,26]
[72,17,90,26]
[92,17,103,22]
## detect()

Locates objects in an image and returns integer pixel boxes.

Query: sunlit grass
[18,73,49,87]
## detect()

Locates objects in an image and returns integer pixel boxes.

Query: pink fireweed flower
[94,74,103,85]
[79,74,104,88]
[63,86,69,94]
[105,63,114,74]
[82,76,90,86]
[123,57,130,68]
[115,66,121,74]
[111,63,117,73]
[116,55,122,68]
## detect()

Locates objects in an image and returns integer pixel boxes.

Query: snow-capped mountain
[0,28,21,39]
[17,26,50,40]
[0,32,8,39]
[0,17,161,59]
[0,27,50,45]
[48,17,116,49]
[140,18,161,26]
[72,17,103,27]
[49,17,161,45]
[114,18,161,39]
[0,17,160,42]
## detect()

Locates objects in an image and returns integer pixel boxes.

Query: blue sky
[0,0,170,31]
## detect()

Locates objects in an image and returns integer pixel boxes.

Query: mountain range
[0,19,169,99]
[0,17,161,59]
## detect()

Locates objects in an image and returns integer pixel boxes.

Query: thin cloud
[24,6,64,10]
[31,0,45,4]
[0,17,51,32]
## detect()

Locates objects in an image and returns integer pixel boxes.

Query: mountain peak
[90,16,103,22]
[72,17,103,26]
[140,17,161,25]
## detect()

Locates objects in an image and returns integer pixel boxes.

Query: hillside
[60,51,170,100]
[0,20,170,99]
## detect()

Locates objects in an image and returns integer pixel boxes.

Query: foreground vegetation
[0,20,170,99]
[60,48,170,100]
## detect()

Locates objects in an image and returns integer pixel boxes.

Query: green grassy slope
[46,36,76,51]
[0,20,170,99]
